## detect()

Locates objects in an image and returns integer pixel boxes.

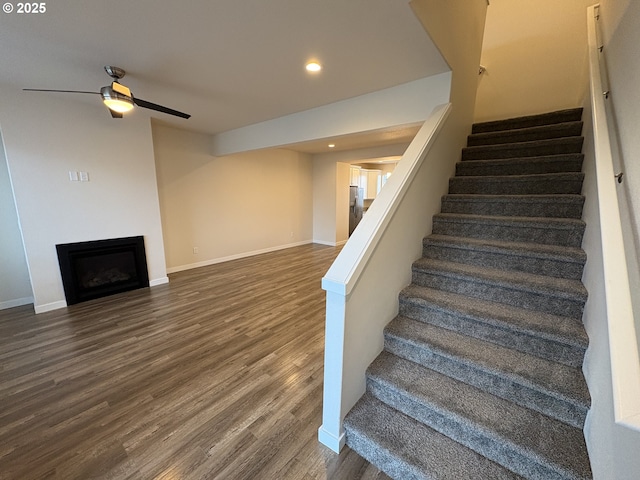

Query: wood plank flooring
[0,244,390,480]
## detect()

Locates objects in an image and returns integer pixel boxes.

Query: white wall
[474,0,594,122]
[0,86,168,313]
[152,124,313,272]
[312,159,338,246]
[0,132,32,309]
[598,0,640,334]
[335,163,350,244]
[580,90,640,480]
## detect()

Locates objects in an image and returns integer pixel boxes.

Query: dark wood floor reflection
[0,244,390,480]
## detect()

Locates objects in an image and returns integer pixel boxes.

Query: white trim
[149,277,169,287]
[317,425,345,453]
[165,240,314,274]
[313,239,348,247]
[587,4,640,432]
[34,300,67,314]
[0,296,33,310]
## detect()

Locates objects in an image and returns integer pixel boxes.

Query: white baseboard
[317,425,345,453]
[149,276,169,287]
[166,240,313,274]
[34,300,67,314]
[0,296,34,311]
[31,279,167,314]
[313,239,348,247]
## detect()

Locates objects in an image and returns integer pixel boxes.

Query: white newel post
[317,288,348,452]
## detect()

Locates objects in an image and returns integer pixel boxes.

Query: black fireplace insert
[56,236,149,305]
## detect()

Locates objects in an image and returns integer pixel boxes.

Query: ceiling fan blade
[133,97,191,119]
[23,88,99,95]
[109,109,123,119]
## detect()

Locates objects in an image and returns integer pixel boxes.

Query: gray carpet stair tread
[467,121,583,147]
[450,172,584,182]
[448,173,584,196]
[385,317,590,409]
[368,352,592,480]
[442,194,585,207]
[461,137,584,161]
[434,212,585,232]
[412,257,587,302]
[456,154,584,175]
[424,234,586,264]
[472,109,583,134]
[432,213,586,248]
[399,284,588,349]
[344,393,523,480]
[423,233,585,280]
[441,194,585,218]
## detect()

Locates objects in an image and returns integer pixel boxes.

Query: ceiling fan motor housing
[104,66,126,80]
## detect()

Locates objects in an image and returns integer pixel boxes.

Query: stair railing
[586,3,640,432]
[317,102,452,452]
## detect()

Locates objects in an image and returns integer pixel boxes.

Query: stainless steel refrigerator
[349,186,364,236]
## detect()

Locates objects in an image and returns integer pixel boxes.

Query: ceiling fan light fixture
[100,85,134,113]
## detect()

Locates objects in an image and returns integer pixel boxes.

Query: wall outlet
[193,247,199,254]
[79,171,89,182]
[290,231,294,238]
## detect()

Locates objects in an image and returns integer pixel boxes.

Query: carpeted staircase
[343,108,593,479]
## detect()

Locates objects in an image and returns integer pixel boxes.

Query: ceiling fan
[23,66,191,119]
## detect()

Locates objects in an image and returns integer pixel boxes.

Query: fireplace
[56,236,150,305]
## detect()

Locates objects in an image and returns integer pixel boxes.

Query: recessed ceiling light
[328,144,335,148]
[306,62,322,73]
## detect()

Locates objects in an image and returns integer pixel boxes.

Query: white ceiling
[0,0,448,150]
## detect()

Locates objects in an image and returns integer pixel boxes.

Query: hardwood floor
[0,244,390,480]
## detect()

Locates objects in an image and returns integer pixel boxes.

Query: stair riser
[467,123,583,147]
[367,378,570,480]
[411,269,585,319]
[448,177,584,195]
[472,109,583,134]
[462,138,584,161]
[399,297,585,367]
[432,218,585,248]
[441,198,584,219]
[384,334,588,428]
[456,157,583,176]
[422,242,584,280]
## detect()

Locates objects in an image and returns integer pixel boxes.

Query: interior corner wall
[474,0,595,123]
[0,86,168,313]
[0,132,32,309]
[152,124,313,272]
[335,163,350,244]
[312,159,337,246]
[411,0,486,135]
